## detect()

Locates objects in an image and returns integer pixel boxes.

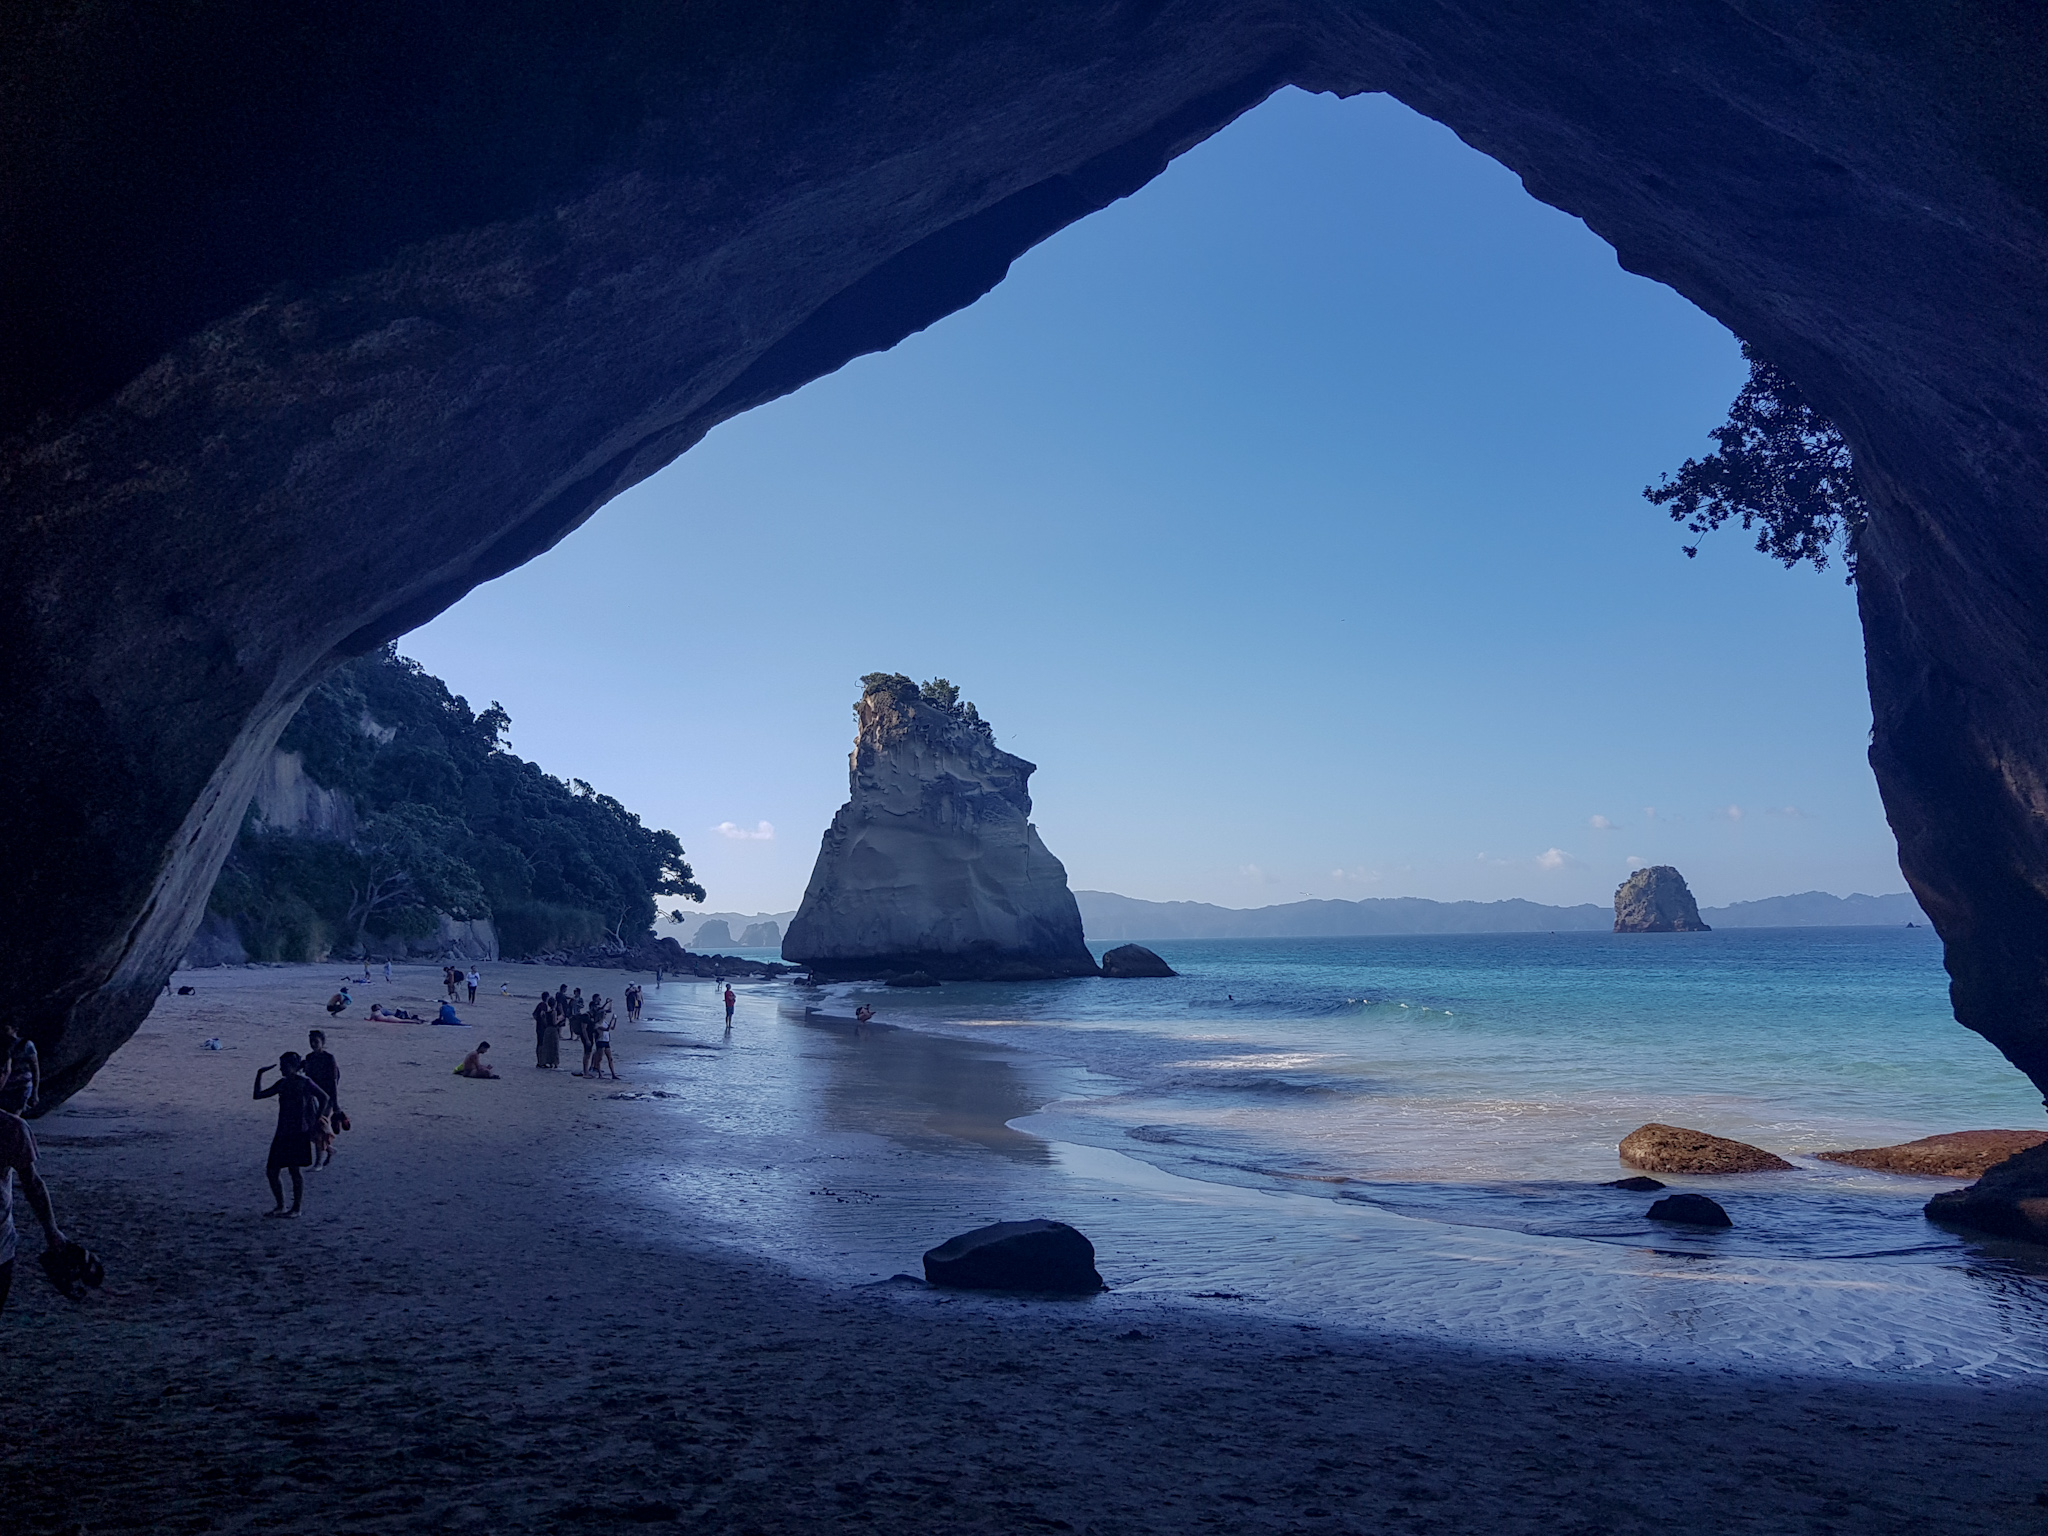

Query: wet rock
[885,971,939,988]
[1100,944,1176,978]
[1647,1192,1732,1228]
[784,675,1099,982]
[922,1219,1105,1293]
[1603,1175,1666,1192]
[1924,1140,2048,1241]
[1613,867,1710,933]
[1619,1123,1793,1174]
[1818,1130,2048,1179]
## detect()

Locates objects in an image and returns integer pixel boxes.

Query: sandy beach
[3,961,2045,1535]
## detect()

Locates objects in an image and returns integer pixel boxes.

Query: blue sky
[404,88,1898,916]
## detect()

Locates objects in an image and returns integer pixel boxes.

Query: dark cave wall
[4,1,2047,1108]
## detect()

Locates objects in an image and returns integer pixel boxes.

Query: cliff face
[1614,867,1711,934]
[784,677,1098,981]
[10,4,2048,1105]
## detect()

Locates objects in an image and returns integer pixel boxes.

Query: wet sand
[2,962,2045,1534]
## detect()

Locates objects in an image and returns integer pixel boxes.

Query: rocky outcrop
[922,1220,1105,1293]
[11,8,2048,1111]
[1924,1141,2048,1242]
[246,749,359,841]
[1647,1192,1732,1228]
[739,921,781,948]
[783,676,1099,982]
[1101,944,1177,978]
[1619,1123,1793,1174]
[693,920,735,952]
[1818,1130,2048,1180]
[1613,868,1710,933]
[182,913,249,969]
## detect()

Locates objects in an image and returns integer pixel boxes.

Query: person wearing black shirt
[303,1030,343,1167]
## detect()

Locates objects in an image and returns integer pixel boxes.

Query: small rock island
[1613,865,1711,933]
[782,674,1101,981]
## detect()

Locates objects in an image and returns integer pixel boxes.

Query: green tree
[1645,342,1868,579]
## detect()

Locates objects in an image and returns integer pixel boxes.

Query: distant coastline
[670,890,1931,948]
[1072,888,1928,942]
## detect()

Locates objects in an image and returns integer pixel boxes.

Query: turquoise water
[649,929,2048,1374]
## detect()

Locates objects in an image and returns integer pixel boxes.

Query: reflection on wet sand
[793,1002,1052,1163]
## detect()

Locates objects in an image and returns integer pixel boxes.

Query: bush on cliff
[207,646,704,959]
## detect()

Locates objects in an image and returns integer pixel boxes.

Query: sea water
[647,929,2048,1375]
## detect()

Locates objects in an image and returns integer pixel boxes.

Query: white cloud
[1537,847,1582,871]
[1627,855,1645,869]
[1766,805,1813,819]
[1240,863,1267,884]
[1588,814,1615,831]
[1717,804,1744,822]
[715,820,776,841]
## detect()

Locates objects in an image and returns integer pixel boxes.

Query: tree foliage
[209,646,703,959]
[1644,342,1868,579]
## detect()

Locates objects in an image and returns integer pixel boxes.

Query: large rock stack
[783,675,1099,981]
[1613,866,1711,933]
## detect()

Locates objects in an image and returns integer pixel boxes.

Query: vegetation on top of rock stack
[207,645,704,960]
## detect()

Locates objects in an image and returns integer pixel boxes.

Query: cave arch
[5,3,2047,1109]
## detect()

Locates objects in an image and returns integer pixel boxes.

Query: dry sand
[2,962,2045,1535]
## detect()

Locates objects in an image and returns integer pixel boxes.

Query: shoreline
[3,962,2046,1533]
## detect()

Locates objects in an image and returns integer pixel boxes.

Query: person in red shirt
[0,1029,68,1314]
[723,985,736,1026]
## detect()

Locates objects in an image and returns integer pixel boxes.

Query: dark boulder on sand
[1647,1192,1732,1228]
[1620,1122,1793,1174]
[1924,1140,2048,1241]
[1818,1129,2048,1179]
[1100,944,1176,978]
[922,1219,1105,1293]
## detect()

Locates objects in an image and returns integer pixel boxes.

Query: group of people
[251,1028,346,1218]
[529,984,625,1079]
[443,966,481,1003]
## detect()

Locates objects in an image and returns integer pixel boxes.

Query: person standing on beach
[533,994,559,1069]
[0,1028,38,1117]
[0,1033,68,1315]
[589,1006,618,1080]
[254,1053,330,1218]
[383,959,392,984]
[723,985,736,1027]
[302,1030,343,1168]
[466,968,480,1003]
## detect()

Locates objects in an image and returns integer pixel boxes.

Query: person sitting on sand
[254,1052,330,1218]
[436,1000,463,1027]
[455,1042,498,1079]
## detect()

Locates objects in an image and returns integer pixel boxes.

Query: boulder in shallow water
[1100,944,1176,978]
[1817,1129,2048,1179]
[922,1219,1105,1293]
[1924,1140,2048,1241]
[1604,1175,1667,1192]
[885,971,939,988]
[1612,866,1710,932]
[1620,1122,1793,1174]
[1647,1192,1732,1227]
